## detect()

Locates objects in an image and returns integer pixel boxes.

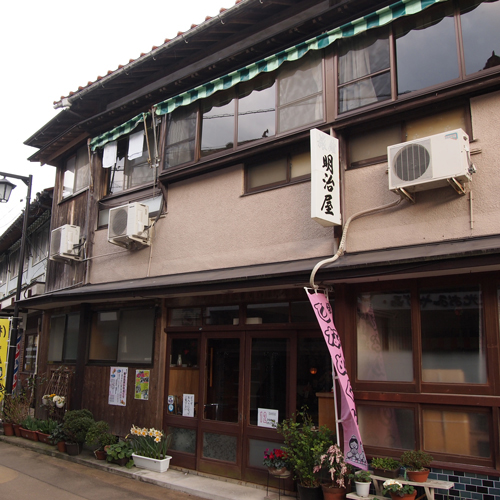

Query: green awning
[90,0,446,150]
[90,113,149,151]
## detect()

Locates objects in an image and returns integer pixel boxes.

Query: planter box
[132,453,171,473]
[20,428,39,441]
[373,467,400,479]
[36,432,52,445]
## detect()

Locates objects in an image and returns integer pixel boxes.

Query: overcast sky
[0,0,230,236]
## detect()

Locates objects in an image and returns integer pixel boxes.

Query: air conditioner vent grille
[393,143,431,181]
[110,208,128,237]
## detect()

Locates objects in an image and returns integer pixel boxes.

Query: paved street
[0,441,201,500]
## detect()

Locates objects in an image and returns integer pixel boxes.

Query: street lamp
[0,172,33,394]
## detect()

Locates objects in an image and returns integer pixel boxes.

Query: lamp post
[0,172,32,393]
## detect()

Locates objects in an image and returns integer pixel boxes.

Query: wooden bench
[347,474,454,500]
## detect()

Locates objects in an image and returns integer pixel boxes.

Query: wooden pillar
[73,303,90,410]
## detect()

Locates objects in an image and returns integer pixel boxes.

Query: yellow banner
[0,318,11,403]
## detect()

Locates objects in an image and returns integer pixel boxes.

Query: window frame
[88,306,157,365]
[333,0,500,119]
[61,145,90,200]
[47,313,80,364]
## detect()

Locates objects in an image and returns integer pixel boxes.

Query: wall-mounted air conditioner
[49,225,81,262]
[108,202,150,248]
[388,129,474,195]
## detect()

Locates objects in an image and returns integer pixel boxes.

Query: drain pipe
[309,196,404,289]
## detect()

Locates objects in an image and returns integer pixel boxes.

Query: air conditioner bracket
[395,188,415,204]
[447,177,466,196]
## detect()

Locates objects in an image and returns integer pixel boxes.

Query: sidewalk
[0,434,295,500]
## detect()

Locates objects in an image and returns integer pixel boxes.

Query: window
[108,127,157,193]
[246,149,310,192]
[336,0,500,114]
[89,307,155,363]
[63,145,90,198]
[23,333,37,372]
[31,222,50,264]
[0,259,7,285]
[164,51,324,168]
[347,107,469,167]
[9,248,28,279]
[48,313,79,363]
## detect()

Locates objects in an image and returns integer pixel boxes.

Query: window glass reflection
[395,2,458,95]
[201,92,235,157]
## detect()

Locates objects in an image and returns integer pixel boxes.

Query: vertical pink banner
[307,289,368,469]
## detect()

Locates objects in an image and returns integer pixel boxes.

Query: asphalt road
[0,441,201,500]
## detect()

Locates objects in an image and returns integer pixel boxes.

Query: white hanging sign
[310,128,341,227]
[182,394,195,417]
[257,408,278,428]
[108,367,128,406]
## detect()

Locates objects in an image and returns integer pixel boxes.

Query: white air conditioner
[49,225,81,262]
[108,202,150,248]
[388,129,473,194]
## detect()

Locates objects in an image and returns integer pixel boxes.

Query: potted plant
[277,408,333,500]
[314,443,351,500]
[50,423,69,453]
[128,424,173,472]
[400,450,433,482]
[62,409,94,455]
[383,479,416,500]
[1,387,31,436]
[106,440,134,467]
[85,420,117,460]
[20,415,39,441]
[263,448,291,477]
[371,457,401,479]
[349,470,372,497]
[52,395,66,409]
[35,418,58,444]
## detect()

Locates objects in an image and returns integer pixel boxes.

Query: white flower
[383,480,402,489]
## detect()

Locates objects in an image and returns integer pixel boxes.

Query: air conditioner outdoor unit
[388,129,473,195]
[49,225,81,262]
[108,202,150,248]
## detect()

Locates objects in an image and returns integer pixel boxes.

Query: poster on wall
[135,370,150,400]
[109,367,128,406]
[257,408,279,428]
[0,318,10,405]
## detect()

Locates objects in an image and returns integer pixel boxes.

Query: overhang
[18,235,500,310]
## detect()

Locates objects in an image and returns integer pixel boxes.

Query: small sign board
[310,128,341,227]
[258,408,279,428]
[183,394,195,417]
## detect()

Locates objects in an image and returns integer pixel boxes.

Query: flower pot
[65,442,83,456]
[20,428,39,441]
[94,449,107,460]
[2,422,15,436]
[322,485,348,500]
[390,491,417,500]
[13,424,21,437]
[132,453,172,473]
[111,457,130,466]
[57,441,67,453]
[36,431,52,445]
[297,484,323,500]
[355,481,371,497]
[373,467,400,479]
[56,401,65,409]
[407,469,430,482]
[268,466,291,478]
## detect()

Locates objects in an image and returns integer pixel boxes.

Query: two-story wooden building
[21,0,500,493]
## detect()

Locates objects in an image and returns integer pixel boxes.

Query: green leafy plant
[400,450,433,471]
[49,422,69,444]
[382,480,415,497]
[277,407,334,488]
[20,415,38,431]
[350,470,372,483]
[86,421,117,451]
[106,441,134,468]
[37,419,58,435]
[63,409,94,444]
[371,457,400,471]
[128,425,172,460]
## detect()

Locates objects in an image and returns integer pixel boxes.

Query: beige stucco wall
[90,164,334,283]
[343,90,500,253]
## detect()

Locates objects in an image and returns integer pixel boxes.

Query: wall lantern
[0,177,16,203]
